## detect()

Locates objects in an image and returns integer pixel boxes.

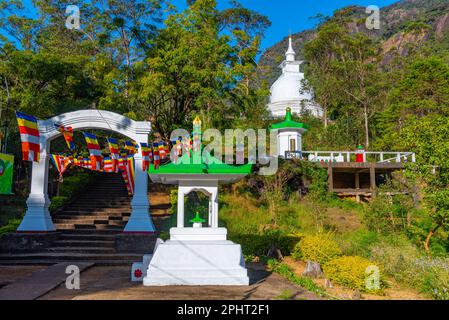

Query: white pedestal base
[143,228,249,286]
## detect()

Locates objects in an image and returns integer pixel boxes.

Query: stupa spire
[286,35,296,62]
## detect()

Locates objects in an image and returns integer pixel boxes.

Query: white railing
[285,151,416,163]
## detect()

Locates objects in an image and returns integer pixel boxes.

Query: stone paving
[0,263,94,300]
[38,264,320,300]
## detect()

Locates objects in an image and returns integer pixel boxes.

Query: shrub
[0,219,22,235]
[323,256,385,293]
[228,230,301,257]
[169,189,178,214]
[421,259,449,300]
[370,239,421,286]
[337,230,380,257]
[58,173,91,198]
[292,233,342,265]
[49,196,69,212]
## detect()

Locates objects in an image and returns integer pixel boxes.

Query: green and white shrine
[141,119,253,286]
[270,107,308,159]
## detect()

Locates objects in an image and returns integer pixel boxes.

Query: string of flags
[14,111,202,188]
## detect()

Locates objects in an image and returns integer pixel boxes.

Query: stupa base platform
[143,228,249,286]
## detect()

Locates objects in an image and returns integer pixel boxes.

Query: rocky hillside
[258,0,449,86]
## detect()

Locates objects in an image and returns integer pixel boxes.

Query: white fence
[285,151,416,163]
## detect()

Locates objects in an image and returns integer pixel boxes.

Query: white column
[211,187,219,228]
[177,187,185,228]
[18,140,55,232]
[124,135,156,233]
[208,195,213,227]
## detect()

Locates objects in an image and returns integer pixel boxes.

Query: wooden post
[328,166,334,192]
[355,171,360,190]
[370,166,376,191]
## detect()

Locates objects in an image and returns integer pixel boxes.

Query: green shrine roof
[148,149,253,175]
[270,108,309,131]
[149,116,252,175]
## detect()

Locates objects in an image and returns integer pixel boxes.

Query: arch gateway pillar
[17,110,156,234]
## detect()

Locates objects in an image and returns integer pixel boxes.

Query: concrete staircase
[0,173,172,265]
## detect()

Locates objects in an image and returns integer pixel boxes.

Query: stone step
[0,260,136,266]
[53,240,115,248]
[53,218,108,224]
[58,229,122,235]
[47,247,116,254]
[55,211,131,217]
[53,215,128,221]
[59,233,117,241]
[0,253,142,262]
[66,203,131,208]
[54,224,124,231]
[62,206,131,210]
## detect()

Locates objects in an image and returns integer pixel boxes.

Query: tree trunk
[323,104,328,128]
[424,224,441,253]
[364,103,370,147]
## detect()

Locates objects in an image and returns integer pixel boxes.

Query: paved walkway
[0,262,93,300]
[38,264,321,300]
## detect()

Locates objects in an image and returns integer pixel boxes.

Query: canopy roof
[148,150,253,175]
[270,107,309,131]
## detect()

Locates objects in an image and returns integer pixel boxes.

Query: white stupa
[267,36,323,118]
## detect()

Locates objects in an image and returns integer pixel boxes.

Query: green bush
[169,189,178,214]
[0,219,22,235]
[229,229,301,257]
[50,173,91,212]
[371,241,449,300]
[421,260,449,300]
[292,233,342,265]
[323,256,385,293]
[59,174,90,198]
[337,230,380,257]
[49,196,69,212]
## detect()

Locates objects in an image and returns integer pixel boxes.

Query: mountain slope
[258,0,449,86]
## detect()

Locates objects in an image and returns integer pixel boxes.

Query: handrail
[285,150,416,163]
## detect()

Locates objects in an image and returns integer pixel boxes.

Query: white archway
[18,110,156,233]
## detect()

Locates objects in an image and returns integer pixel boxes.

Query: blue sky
[18,0,399,51]
[172,0,399,51]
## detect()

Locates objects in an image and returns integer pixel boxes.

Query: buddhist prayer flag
[83,132,102,156]
[118,156,134,195]
[193,116,202,153]
[171,139,182,162]
[124,140,138,154]
[15,111,40,162]
[182,136,192,157]
[103,157,118,173]
[50,154,73,180]
[141,143,151,172]
[107,138,120,160]
[90,155,103,171]
[153,142,160,170]
[50,154,64,174]
[55,124,75,151]
[158,141,166,160]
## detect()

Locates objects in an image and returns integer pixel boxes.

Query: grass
[267,259,327,297]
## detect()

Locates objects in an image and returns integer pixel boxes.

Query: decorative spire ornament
[192,116,202,153]
[190,211,206,228]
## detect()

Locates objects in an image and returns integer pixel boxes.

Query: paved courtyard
[0,264,320,300]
